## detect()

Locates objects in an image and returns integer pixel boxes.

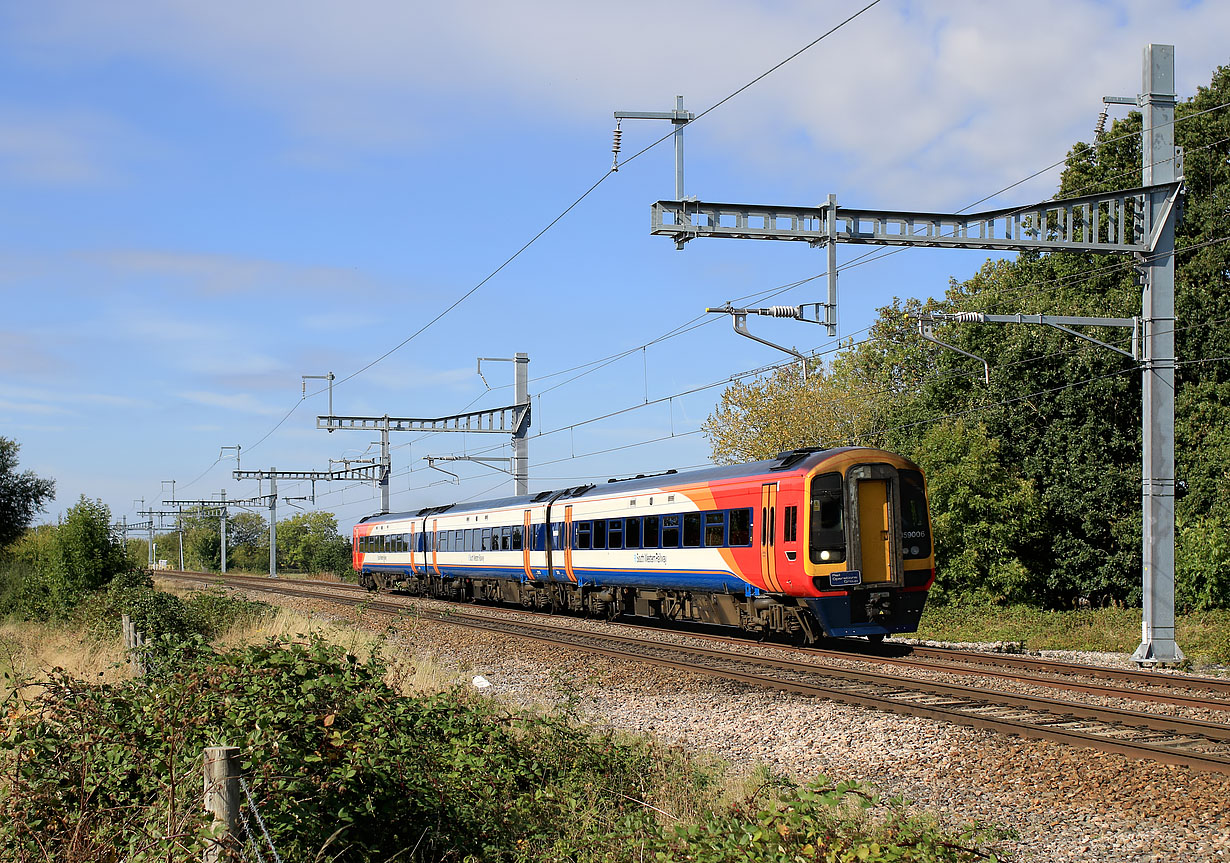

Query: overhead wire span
[174,44,1230,509]
[218,1,888,493]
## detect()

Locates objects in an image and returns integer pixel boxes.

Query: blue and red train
[353,446,934,642]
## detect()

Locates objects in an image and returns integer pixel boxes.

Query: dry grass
[196,600,462,696]
[0,620,129,703]
[1,596,461,715]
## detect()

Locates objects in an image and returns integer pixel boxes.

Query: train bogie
[353,447,934,643]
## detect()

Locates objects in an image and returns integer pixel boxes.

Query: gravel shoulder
[221,583,1230,863]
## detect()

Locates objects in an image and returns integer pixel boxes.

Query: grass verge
[915,603,1230,666]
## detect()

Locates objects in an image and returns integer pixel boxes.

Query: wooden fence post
[203,746,241,863]
[121,614,147,675]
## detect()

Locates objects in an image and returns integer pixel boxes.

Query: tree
[912,419,1043,604]
[227,511,268,573]
[0,437,55,549]
[5,496,130,620]
[276,511,352,574]
[55,496,129,592]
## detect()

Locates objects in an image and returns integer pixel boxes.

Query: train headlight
[820,549,832,561]
[909,545,920,556]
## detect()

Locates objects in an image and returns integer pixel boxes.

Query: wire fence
[237,774,282,863]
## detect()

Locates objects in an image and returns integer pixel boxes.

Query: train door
[564,505,577,584]
[431,518,440,576]
[848,464,901,585]
[760,483,783,592]
[408,523,418,575]
[857,479,891,584]
[522,510,534,580]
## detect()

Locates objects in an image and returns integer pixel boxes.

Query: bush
[0,498,132,622]
[0,634,1003,863]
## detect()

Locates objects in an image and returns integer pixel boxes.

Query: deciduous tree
[0,437,55,549]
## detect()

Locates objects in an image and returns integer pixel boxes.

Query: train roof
[357,446,910,525]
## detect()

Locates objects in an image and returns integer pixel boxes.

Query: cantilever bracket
[706,303,820,380]
[917,319,990,385]
[924,312,1140,362]
[427,454,514,477]
[424,457,460,484]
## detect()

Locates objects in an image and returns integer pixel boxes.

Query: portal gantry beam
[651,182,1180,254]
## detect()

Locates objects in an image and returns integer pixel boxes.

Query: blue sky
[3,1,1227,537]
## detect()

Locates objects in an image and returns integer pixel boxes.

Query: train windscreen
[899,469,932,559]
[809,472,846,563]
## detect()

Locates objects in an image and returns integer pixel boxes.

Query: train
[352,446,934,643]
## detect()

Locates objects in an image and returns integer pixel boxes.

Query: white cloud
[10,1,1228,205]
[92,249,385,299]
[0,110,110,185]
[0,397,71,416]
[178,389,289,416]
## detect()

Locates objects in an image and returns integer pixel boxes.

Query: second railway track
[164,570,1230,774]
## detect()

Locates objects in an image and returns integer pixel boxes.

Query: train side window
[608,519,623,549]
[810,472,846,564]
[661,514,680,548]
[784,507,798,543]
[703,512,725,547]
[501,526,511,550]
[479,528,490,551]
[899,469,932,558]
[625,516,641,549]
[683,512,702,547]
[642,515,660,548]
[592,519,607,549]
[728,509,752,546]
[454,530,462,551]
[437,532,446,553]
[576,522,592,550]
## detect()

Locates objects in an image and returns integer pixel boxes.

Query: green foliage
[55,497,129,592]
[656,778,999,863]
[226,511,269,573]
[276,510,353,575]
[81,577,271,647]
[0,498,132,621]
[912,420,1042,605]
[1175,513,1230,613]
[0,634,999,862]
[915,602,1230,664]
[703,361,884,464]
[0,437,55,550]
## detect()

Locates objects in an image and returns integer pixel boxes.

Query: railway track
[163,570,1230,774]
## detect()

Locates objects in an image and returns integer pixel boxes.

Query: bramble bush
[0,631,1003,862]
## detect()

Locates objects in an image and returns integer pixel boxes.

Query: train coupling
[864,591,893,624]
